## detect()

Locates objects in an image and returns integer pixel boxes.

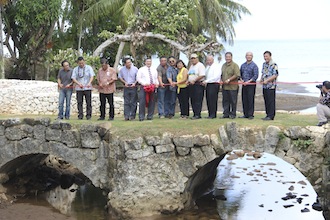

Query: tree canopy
[2,0,250,79]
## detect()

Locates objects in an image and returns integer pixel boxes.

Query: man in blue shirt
[71,57,95,120]
[166,56,178,118]
[118,57,139,121]
[239,52,259,119]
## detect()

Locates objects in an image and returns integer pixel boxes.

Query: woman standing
[175,60,189,119]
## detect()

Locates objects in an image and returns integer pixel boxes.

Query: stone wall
[0,79,124,116]
[0,118,329,218]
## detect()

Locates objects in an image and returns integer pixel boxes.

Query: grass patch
[0,112,317,138]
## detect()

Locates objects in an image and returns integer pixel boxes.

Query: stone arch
[0,118,112,189]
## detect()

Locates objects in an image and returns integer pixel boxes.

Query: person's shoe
[205,116,215,119]
[248,116,254,120]
[109,117,114,121]
[139,118,144,121]
[129,117,135,121]
[238,116,247,118]
[65,117,70,120]
[125,118,129,121]
[78,116,83,120]
[168,115,173,119]
[191,116,201,120]
[262,117,273,121]
[57,117,63,120]
[97,117,105,121]
[86,116,91,120]
[180,115,188,119]
[159,115,165,119]
[147,117,153,120]
[220,115,229,119]
[317,121,327,126]
[229,115,236,119]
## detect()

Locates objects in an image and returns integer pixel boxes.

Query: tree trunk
[0,5,4,79]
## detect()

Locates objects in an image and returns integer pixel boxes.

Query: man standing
[260,51,279,120]
[137,58,159,121]
[97,58,117,121]
[240,52,259,119]
[203,55,221,119]
[157,56,170,118]
[71,56,95,120]
[57,60,73,120]
[118,57,139,121]
[220,52,240,119]
[188,53,206,119]
[316,81,330,126]
[166,56,178,118]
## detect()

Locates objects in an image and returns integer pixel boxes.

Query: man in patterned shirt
[260,51,278,120]
[316,81,330,126]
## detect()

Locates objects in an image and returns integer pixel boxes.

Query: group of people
[57,52,281,122]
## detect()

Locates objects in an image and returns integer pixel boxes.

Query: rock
[173,135,194,148]
[177,157,196,177]
[34,124,46,140]
[2,118,21,127]
[46,127,62,142]
[97,122,112,139]
[218,126,229,149]
[284,126,311,140]
[193,134,210,146]
[201,146,217,161]
[264,126,281,153]
[34,117,51,126]
[125,147,154,159]
[0,125,4,136]
[121,137,144,151]
[145,136,161,146]
[62,130,80,148]
[225,122,241,147]
[5,125,26,140]
[176,146,190,156]
[210,134,224,155]
[0,173,9,184]
[81,132,101,149]
[80,124,98,132]
[301,208,310,213]
[155,144,175,154]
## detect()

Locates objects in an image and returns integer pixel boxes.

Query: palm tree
[188,0,250,44]
[81,0,250,66]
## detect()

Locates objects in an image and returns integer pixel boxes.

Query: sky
[233,0,330,40]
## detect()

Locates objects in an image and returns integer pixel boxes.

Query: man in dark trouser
[221,52,240,119]
[137,58,159,121]
[260,51,279,120]
[97,58,117,121]
[166,56,178,118]
[72,57,95,120]
[240,52,259,119]
[188,53,206,119]
[119,58,139,120]
[203,55,221,119]
[157,56,170,118]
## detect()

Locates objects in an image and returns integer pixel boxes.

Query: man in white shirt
[136,58,159,121]
[203,55,221,119]
[188,53,206,119]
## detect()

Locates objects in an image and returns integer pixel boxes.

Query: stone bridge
[0,118,329,218]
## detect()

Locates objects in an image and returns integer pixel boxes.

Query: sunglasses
[190,57,197,59]
[169,60,175,63]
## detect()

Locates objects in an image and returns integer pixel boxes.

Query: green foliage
[51,48,100,73]
[128,0,193,40]
[278,132,286,141]
[98,30,115,40]
[292,139,313,150]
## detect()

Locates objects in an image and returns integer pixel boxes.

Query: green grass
[0,112,317,138]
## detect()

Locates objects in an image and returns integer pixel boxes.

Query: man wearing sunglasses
[72,56,95,120]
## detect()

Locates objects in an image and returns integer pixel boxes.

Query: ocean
[221,39,330,97]
[152,39,330,97]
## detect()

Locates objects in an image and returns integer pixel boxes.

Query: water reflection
[214,151,324,220]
